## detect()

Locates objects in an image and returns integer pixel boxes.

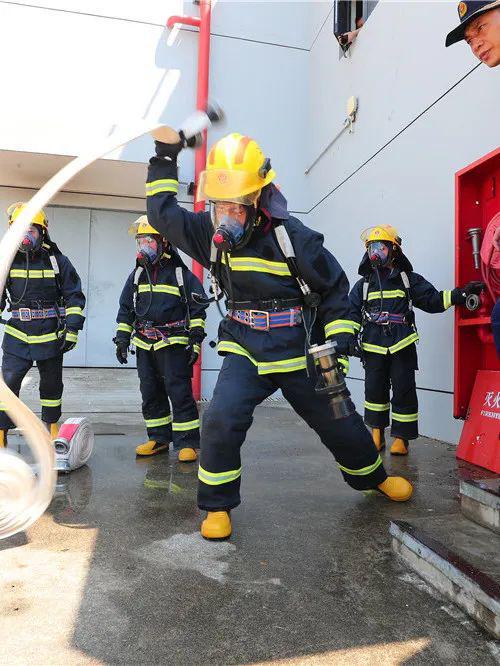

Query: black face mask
[367,241,392,267]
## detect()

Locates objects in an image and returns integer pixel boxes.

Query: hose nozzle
[467,227,482,270]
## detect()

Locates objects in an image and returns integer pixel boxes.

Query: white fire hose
[0,70,221,538]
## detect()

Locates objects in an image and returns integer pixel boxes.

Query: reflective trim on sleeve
[442,290,452,310]
[337,455,383,476]
[338,356,349,374]
[117,323,134,334]
[324,319,358,337]
[138,284,180,296]
[145,415,172,428]
[198,465,242,486]
[221,255,291,277]
[145,179,179,196]
[193,343,201,355]
[189,319,205,329]
[365,400,390,412]
[65,306,85,317]
[66,331,78,343]
[40,398,62,408]
[392,412,418,423]
[172,419,200,432]
[4,325,59,344]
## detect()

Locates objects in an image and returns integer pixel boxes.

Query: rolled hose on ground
[54,417,94,473]
[0,72,225,538]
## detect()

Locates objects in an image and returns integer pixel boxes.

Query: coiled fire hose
[54,418,94,473]
[0,72,222,539]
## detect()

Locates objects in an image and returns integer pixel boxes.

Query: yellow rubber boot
[135,440,169,456]
[390,438,409,456]
[49,423,59,440]
[0,430,6,448]
[372,428,386,452]
[178,447,198,463]
[377,476,413,502]
[201,511,232,540]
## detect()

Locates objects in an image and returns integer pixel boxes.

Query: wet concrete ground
[1,407,499,665]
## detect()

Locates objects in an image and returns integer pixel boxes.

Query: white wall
[306,0,500,442]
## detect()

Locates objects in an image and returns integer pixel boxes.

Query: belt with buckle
[10,306,66,322]
[138,319,187,340]
[366,311,406,325]
[228,307,302,331]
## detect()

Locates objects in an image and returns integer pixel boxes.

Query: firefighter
[349,225,485,456]
[145,132,414,541]
[0,203,86,447]
[114,215,208,463]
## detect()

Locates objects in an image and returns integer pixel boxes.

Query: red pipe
[167,0,212,402]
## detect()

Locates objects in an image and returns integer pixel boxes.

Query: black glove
[59,328,77,354]
[451,281,485,305]
[154,132,199,160]
[185,341,200,366]
[114,339,129,365]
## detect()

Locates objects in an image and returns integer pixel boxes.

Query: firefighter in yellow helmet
[114,215,208,461]
[349,224,484,455]
[0,203,86,448]
[145,132,413,540]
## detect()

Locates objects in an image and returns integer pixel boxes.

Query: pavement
[1,407,499,666]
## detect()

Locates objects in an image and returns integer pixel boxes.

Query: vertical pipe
[191,0,212,401]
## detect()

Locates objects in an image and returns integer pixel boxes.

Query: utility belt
[228,306,302,331]
[137,319,187,341]
[225,297,304,311]
[364,311,407,326]
[10,306,66,322]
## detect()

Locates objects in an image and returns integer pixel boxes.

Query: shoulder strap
[46,251,63,300]
[362,278,369,304]
[175,266,191,327]
[400,271,413,311]
[132,266,144,311]
[273,222,319,306]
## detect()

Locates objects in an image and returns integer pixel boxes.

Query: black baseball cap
[445,0,500,46]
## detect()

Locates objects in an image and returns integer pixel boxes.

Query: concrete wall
[306,1,499,442]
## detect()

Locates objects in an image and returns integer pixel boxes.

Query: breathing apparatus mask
[19,224,43,254]
[210,194,259,253]
[308,341,356,419]
[136,234,163,267]
[367,240,392,268]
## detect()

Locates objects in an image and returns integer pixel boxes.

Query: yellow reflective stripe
[338,455,383,476]
[361,342,388,355]
[9,269,55,279]
[221,255,291,276]
[388,333,419,354]
[65,307,84,317]
[338,356,349,374]
[217,340,306,375]
[4,325,58,344]
[365,400,390,412]
[117,323,134,334]
[145,415,172,427]
[40,398,62,407]
[153,336,189,351]
[198,465,242,486]
[366,290,406,301]
[194,343,201,355]
[325,320,358,337]
[66,331,78,343]
[392,412,418,423]
[145,179,179,196]
[443,290,452,310]
[138,284,180,296]
[189,319,205,329]
[352,321,361,331]
[131,335,152,350]
[172,419,200,432]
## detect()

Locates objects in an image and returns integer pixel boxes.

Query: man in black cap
[446,1,500,66]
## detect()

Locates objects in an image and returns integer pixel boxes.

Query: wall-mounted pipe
[167,0,212,401]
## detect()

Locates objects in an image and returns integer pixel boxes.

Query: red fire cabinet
[454,147,500,473]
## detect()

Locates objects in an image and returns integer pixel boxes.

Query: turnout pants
[0,351,63,429]
[198,353,387,511]
[136,345,200,450]
[363,344,419,440]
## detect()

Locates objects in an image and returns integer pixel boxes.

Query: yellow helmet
[198,133,276,204]
[128,214,161,237]
[361,225,401,246]
[7,202,48,229]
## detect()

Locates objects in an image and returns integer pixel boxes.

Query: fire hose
[0,68,222,538]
